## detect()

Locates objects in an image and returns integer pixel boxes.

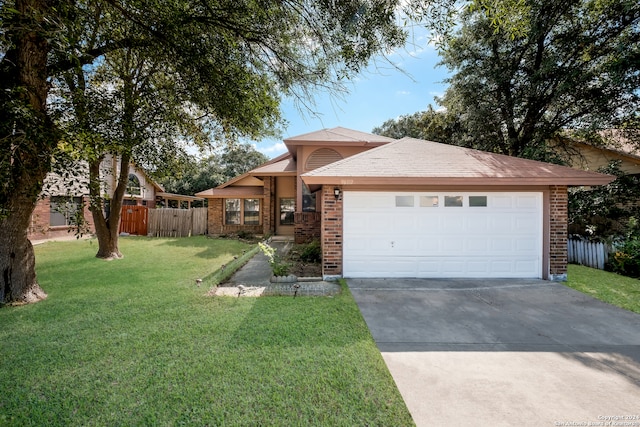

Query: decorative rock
[269,274,298,283]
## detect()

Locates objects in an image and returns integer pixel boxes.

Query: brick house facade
[198,128,612,281]
[28,155,164,241]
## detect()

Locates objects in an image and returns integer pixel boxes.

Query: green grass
[567,264,640,314]
[0,236,413,426]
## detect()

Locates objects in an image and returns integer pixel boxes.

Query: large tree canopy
[160,144,269,197]
[372,105,464,144]
[436,0,640,160]
[0,0,406,304]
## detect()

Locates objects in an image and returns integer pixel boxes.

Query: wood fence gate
[119,206,148,236]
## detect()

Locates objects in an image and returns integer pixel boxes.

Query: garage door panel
[516,195,539,208]
[442,216,465,232]
[492,196,513,208]
[442,239,464,252]
[467,217,489,233]
[490,238,514,252]
[343,191,542,278]
[516,239,537,252]
[467,261,490,274]
[417,239,440,252]
[466,238,489,252]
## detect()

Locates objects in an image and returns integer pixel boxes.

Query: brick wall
[207,197,265,236]
[294,212,321,243]
[207,199,224,236]
[28,196,94,241]
[321,185,343,278]
[207,198,224,235]
[263,177,274,235]
[549,186,568,281]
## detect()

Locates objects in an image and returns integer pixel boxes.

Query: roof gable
[284,127,395,145]
[302,137,614,186]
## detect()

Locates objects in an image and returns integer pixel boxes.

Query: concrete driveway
[347,278,640,427]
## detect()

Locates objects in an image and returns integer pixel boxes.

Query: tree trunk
[0,0,55,304]
[0,187,48,304]
[89,152,132,259]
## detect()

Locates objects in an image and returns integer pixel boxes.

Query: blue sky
[254,30,451,158]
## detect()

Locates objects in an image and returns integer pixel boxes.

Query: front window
[302,182,316,212]
[50,196,83,227]
[280,198,295,225]
[225,199,241,224]
[243,199,260,225]
[225,198,261,225]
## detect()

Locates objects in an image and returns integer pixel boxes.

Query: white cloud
[396,90,411,95]
[257,142,287,158]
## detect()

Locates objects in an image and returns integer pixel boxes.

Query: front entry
[275,176,295,236]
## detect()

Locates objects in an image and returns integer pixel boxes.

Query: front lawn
[0,236,413,426]
[567,264,640,314]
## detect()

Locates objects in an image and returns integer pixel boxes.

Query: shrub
[608,238,640,278]
[236,230,254,240]
[299,240,322,263]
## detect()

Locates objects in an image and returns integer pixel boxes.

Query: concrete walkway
[348,278,640,427]
[225,240,291,286]
[222,239,341,296]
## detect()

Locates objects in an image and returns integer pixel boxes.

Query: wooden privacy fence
[568,238,610,270]
[148,207,207,237]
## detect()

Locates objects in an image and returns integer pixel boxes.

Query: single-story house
[197,127,613,281]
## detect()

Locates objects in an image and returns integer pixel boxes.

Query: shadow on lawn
[158,236,252,260]
[226,284,371,351]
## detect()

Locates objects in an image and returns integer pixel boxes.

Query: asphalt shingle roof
[302,137,614,186]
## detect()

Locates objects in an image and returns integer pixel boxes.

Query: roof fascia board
[301,175,615,187]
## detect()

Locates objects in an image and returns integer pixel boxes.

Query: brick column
[321,185,343,279]
[28,198,50,239]
[263,177,274,236]
[549,185,568,281]
[207,198,224,235]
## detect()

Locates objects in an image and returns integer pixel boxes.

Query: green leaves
[437,0,640,159]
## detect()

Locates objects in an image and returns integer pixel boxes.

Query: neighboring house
[197,127,613,281]
[556,133,640,177]
[29,154,196,241]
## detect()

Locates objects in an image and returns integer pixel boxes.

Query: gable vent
[305,148,343,171]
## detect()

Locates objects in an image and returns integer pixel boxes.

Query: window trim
[225,198,262,225]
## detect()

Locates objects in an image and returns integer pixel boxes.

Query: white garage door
[343,191,543,278]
